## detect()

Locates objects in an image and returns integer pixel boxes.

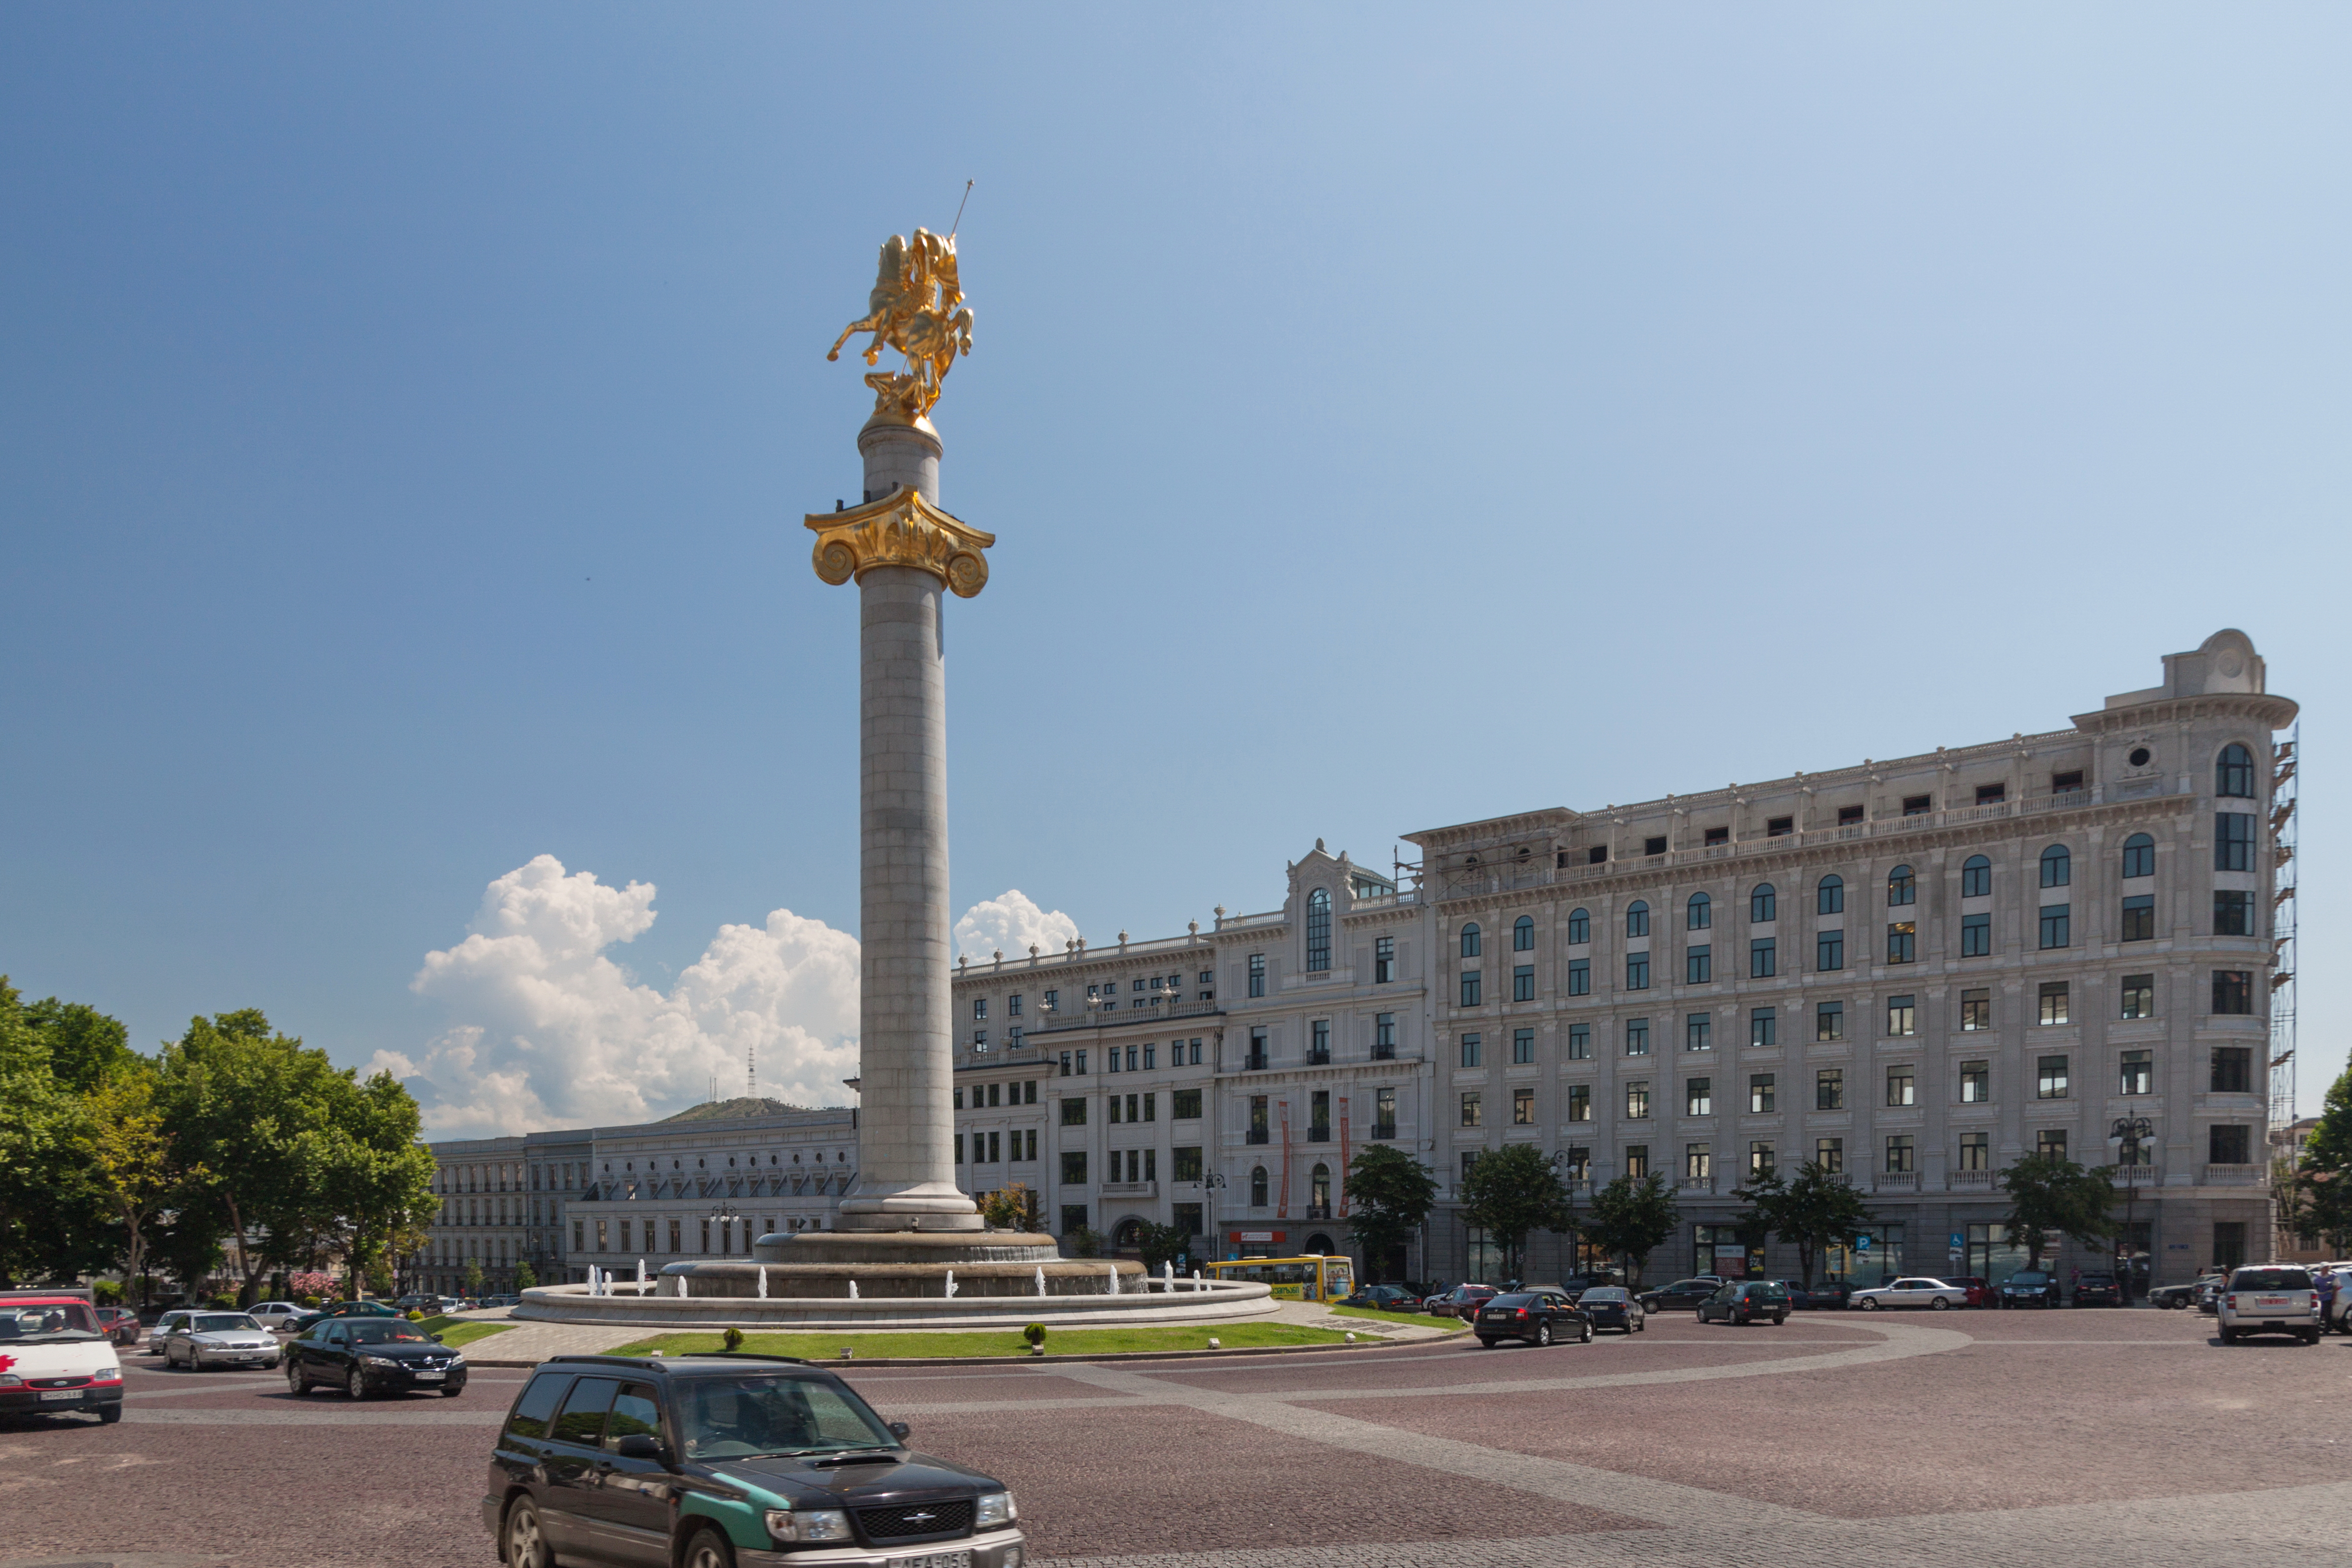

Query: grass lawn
[604,1321,1356,1360]
[1327,1303,1464,1331]
[415,1315,516,1349]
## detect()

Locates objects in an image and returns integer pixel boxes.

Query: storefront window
[1693,1223,1763,1279]
[1465,1227,1504,1285]
[1824,1224,1905,1286]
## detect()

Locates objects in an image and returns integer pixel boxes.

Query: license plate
[902,1553,972,1568]
[2254,1296,2291,1309]
[39,1390,80,1402]
[413,1371,445,1381]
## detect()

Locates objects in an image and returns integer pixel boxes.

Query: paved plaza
[5,1310,2349,1568]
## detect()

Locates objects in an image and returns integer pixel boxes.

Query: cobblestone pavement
[5,1310,2348,1568]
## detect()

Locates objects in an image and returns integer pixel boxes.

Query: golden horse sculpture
[827,228,974,424]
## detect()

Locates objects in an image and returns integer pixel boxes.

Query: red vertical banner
[1337,1097,1352,1218]
[1277,1099,1291,1220]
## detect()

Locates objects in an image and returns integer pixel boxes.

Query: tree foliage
[1346,1145,1438,1281]
[1731,1162,1874,1288]
[2290,1064,2352,1252]
[0,979,120,1286]
[1460,1144,1574,1280]
[2000,1153,2115,1268]
[1579,1172,1680,1287]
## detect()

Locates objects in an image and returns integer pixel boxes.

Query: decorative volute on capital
[805,487,994,598]
[826,227,974,428]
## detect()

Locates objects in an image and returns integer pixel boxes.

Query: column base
[837,1182,986,1233]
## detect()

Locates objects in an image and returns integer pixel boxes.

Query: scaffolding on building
[2267,724,2299,1147]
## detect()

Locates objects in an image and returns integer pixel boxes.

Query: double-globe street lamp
[2107,1116,2154,1303]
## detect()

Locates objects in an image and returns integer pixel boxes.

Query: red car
[95,1306,142,1346]
[1946,1275,1991,1308]
[1426,1284,1499,1320]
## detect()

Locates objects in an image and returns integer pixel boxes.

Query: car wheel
[98,1403,122,1424]
[441,1383,465,1396]
[683,1525,735,1568]
[1535,1323,1553,1347]
[1476,1337,1498,1349]
[1860,1297,1880,1311]
[287,1362,307,1396]
[504,1498,551,1568]
[1774,1313,1787,1325]
[347,1366,368,1400]
[2219,1327,2238,1344]
[1580,1322,1593,1343]
[1931,1297,1951,1311]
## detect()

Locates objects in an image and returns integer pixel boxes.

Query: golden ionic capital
[805,487,995,599]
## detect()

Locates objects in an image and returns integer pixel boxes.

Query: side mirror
[888,1421,912,1441]
[431,1333,444,1343]
[614,1433,666,1462]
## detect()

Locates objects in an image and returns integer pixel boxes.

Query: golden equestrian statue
[827,227,974,425]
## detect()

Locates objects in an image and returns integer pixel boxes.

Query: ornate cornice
[2070,693,2299,734]
[805,486,995,598]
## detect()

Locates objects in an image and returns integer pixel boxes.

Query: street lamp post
[2107,1117,2154,1303]
[1201,1172,1227,1267]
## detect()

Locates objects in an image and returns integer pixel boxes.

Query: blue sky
[3,5,2345,1129]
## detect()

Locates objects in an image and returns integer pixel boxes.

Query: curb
[467,1329,1462,1371]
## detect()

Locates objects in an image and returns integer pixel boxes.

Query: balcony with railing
[2201,1163,2266,1185]
[1026,996,1223,1036]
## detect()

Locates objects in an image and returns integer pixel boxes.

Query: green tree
[463,1257,485,1300]
[980,1183,1039,1231]
[2298,1065,2352,1252]
[1733,1162,1874,1289]
[23,997,136,1091]
[0,979,116,1286]
[1346,1145,1438,1282]
[2000,1152,2115,1269]
[1580,1172,1680,1287]
[81,1066,182,1297]
[1134,1221,1193,1274]
[513,1260,539,1293]
[1460,1144,1574,1280]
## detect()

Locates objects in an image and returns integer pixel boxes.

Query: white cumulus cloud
[953,889,1079,964]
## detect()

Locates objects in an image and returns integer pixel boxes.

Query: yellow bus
[1208,1255,1355,1302]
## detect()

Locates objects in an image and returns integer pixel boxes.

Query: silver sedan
[1849,1276,1970,1311]
[161,1311,282,1370]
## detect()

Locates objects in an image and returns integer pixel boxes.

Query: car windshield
[1487,1293,1537,1307]
[679,1374,897,1459]
[0,1303,104,1342]
[193,1314,261,1333]
[1743,1284,1786,1296]
[2232,1268,2312,1291]
[1581,1288,1627,1302]
[2009,1272,2050,1284]
[2079,1274,2115,1285]
[347,1322,433,1344]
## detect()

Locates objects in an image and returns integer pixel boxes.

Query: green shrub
[406,1310,425,1322]
[210,1295,236,1310]
[722,1326,745,1352]
[92,1279,125,1306]
[301,1295,322,1309]
[1023,1322,1046,1347]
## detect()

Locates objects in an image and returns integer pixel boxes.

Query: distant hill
[660,1096,824,1124]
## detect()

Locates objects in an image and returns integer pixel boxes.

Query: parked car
[286,1316,468,1398]
[1339,1285,1421,1312]
[94,1306,142,1347]
[287,1298,408,1334]
[1637,1277,1723,1313]
[0,1289,123,1424]
[2149,1273,2225,1310]
[2073,1272,2123,1307]
[1780,1278,1851,1311]
[2195,1275,2228,1314]
[1425,1284,1498,1320]
[1944,1275,1991,1308]
[2216,1266,2320,1345]
[1698,1280,1792,1325]
[1998,1270,2063,1309]
[1555,1272,1623,1303]
[159,1310,281,1371]
[395,1294,435,1313]
[1576,1286,1644,1334]
[484,1295,522,1309]
[486,1352,1025,1568]
[147,1307,199,1352]
[1851,1276,1970,1312]
[245,1301,309,1332]
[1474,1287,1592,1348]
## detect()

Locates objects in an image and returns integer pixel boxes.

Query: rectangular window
[1460,1033,1482,1068]
[1008,993,1023,1017]
[1961,913,1991,957]
[1644,835,1668,856]
[2053,769,2084,793]
[2036,1128,2068,1159]
[1374,1013,1397,1059]
[1627,954,1651,990]
[1686,1077,1712,1116]
[1310,1019,1330,1065]
[1247,1028,1267,1069]
[1567,1023,1592,1059]
[2119,1050,2153,1096]
[1513,1027,1535,1065]
[1076,1049,1087,1074]
[1957,1132,1989,1171]
[1886,922,1915,965]
[1060,1151,1088,1184]
[955,1133,965,1165]
[1513,1086,1535,1126]
[1310,1090,1329,1141]
[973,997,988,1020]
[1885,995,1916,1036]
[2215,812,2256,872]
[1375,935,1394,983]
[1750,937,1775,978]
[1749,1140,1775,1176]
[2120,894,2156,941]
[1817,931,1845,971]
[1686,946,1711,984]
[1768,816,1794,837]
[2039,904,2070,949]
[1686,1142,1712,1180]
[1373,1087,1397,1140]
[1107,1046,1120,1074]
[1108,1094,1123,1123]
[1815,1000,1845,1042]
[1061,1204,1089,1235]
[1903,793,1932,815]
[1884,1133,1914,1174]
[1886,1065,1915,1106]
[2037,1055,2069,1099]
[1975,783,2006,805]
[973,1029,988,1049]
[1749,1008,1776,1048]
[1626,1081,1651,1119]
[1960,988,1991,1031]
[2212,889,2252,936]
[1836,805,1864,828]
[1567,958,1591,995]
[1172,1202,1203,1236]
[1750,1074,1775,1113]
[1461,972,1482,1007]
[1704,827,1729,847]
[2120,974,2155,1019]
[1815,1137,1844,1174]
[1060,1097,1088,1126]
[2209,1124,2251,1165]
[2210,1046,2253,1094]
[1816,1068,1844,1110]
[1249,1095,1270,1144]
[1172,1087,1203,1119]
[1625,1018,1651,1056]
[1043,989,1059,1014]
[2039,982,2070,1025]
[1686,1013,1712,1052]
[1143,1092,1157,1122]
[1567,1084,1592,1122]
[1959,1060,1989,1102]
[1624,1145,1650,1177]
[1515,964,1536,1002]
[2211,970,2252,1015]
[1248,953,1266,997]
[1460,1091,1482,1127]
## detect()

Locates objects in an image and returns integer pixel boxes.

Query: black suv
[1998,1270,2063,1308]
[486,1354,1027,1568]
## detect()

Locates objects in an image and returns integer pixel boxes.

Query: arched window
[1887,865,1915,907]
[1114,1218,1145,1251]
[1817,875,1844,915]
[1566,907,1590,944]
[1687,892,1712,931]
[1750,883,1776,923]
[1306,887,1332,972]
[2121,833,2156,880]
[2217,743,2256,798]
[1514,915,1535,951]
[1626,900,1650,938]
[1460,922,1481,958]
[2039,844,2071,889]
[1311,1163,1331,1214]
[1249,1165,1268,1207]
[1961,855,1992,898]
[1305,1231,1336,1255]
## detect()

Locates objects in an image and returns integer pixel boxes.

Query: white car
[147,1307,198,1353]
[2216,1266,2320,1345]
[245,1301,307,1332]
[1850,1276,1970,1311]
[160,1311,282,1371]
[0,1291,124,1423]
